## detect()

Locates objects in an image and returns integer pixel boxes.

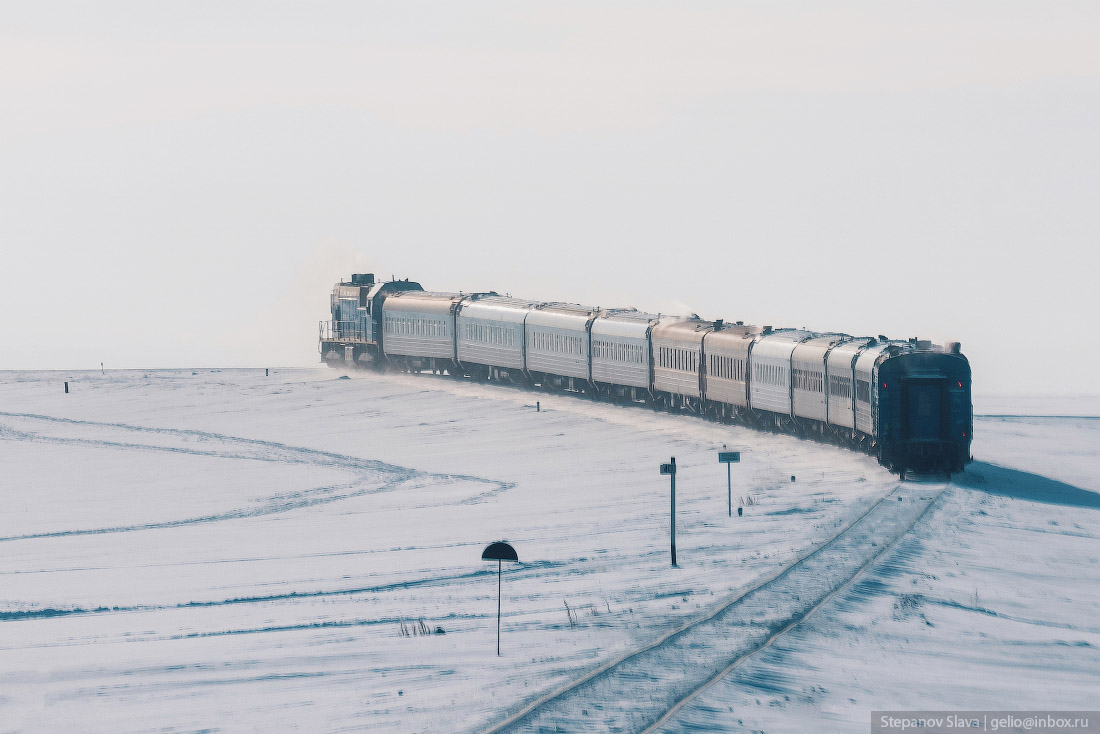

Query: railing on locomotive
[319,320,368,342]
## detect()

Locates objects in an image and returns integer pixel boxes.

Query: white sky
[2,2,1097,395]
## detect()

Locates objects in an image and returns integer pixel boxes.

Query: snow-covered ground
[0,369,1096,732]
[656,402,1100,732]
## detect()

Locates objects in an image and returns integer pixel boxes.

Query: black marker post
[660,457,677,566]
[481,541,519,656]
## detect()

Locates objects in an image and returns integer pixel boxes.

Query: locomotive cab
[320,274,424,366]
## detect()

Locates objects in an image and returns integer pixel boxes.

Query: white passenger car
[455,296,534,373]
[381,291,462,362]
[748,330,814,417]
[525,303,597,384]
[590,309,657,394]
[652,318,712,405]
[854,342,892,435]
[791,335,847,424]
[825,337,875,431]
[702,322,758,411]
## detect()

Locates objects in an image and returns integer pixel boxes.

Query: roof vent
[946,341,962,354]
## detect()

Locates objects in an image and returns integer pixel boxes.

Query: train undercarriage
[322,349,964,477]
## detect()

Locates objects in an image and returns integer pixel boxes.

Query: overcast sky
[2,2,1097,395]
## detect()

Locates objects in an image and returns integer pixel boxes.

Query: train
[319,273,972,476]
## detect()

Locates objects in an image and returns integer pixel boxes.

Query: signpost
[660,457,677,566]
[718,450,741,517]
[481,541,519,656]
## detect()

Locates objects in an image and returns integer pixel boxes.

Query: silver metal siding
[701,330,755,408]
[455,298,533,370]
[791,337,839,423]
[854,344,890,434]
[381,293,458,359]
[591,346,650,387]
[651,319,710,399]
[525,308,593,380]
[748,332,813,415]
[591,313,658,389]
[825,340,871,429]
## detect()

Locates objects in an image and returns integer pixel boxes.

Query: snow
[656,412,1100,732]
[0,369,1096,732]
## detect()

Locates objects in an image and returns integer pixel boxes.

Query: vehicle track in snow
[0,411,514,543]
[481,480,947,734]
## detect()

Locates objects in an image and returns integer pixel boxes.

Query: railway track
[481,481,947,734]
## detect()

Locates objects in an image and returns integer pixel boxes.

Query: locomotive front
[319,273,424,366]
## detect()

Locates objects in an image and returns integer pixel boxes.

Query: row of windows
[754,362,787,387]
[463,322,515,347]
[658,346,698,373]
[593,339,646,364]
[793,367,824,393]
[829,374,852,399]
[529,330,584,355]
[383,319,880,401]
[385,315,448,338]
[709,354,746,382]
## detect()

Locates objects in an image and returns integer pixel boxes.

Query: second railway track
[481,480,948,734]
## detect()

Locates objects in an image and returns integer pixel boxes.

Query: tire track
[0,412,513,543]
[0,559,563,624]
[481,482,947,734]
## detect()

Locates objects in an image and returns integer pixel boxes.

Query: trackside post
[660,458,677,566]
[718,450,741,517]
[481,541,519,656]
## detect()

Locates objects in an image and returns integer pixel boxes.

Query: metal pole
[497,559,502,656]
[670,457,677,567]
[727,463,732,517]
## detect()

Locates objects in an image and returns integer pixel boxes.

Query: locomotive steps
[480,480,948,734]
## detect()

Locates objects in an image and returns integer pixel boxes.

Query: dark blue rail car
[876,348,972,474]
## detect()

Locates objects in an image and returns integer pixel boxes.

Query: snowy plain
[0,369,1097,732]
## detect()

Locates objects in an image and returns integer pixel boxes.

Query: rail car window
[660,346,697,373]
[753,362,791,387]
[709,355,745,381]
[856,378,871,402]
[598,342,644,364]
[464,322,515,347]
[829,374,852,398]
[530,330,582,354]
[383,314,452,338]
[595,339,641,363]
[793,368,825,393]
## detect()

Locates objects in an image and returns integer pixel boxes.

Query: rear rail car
[875,349,972,475]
